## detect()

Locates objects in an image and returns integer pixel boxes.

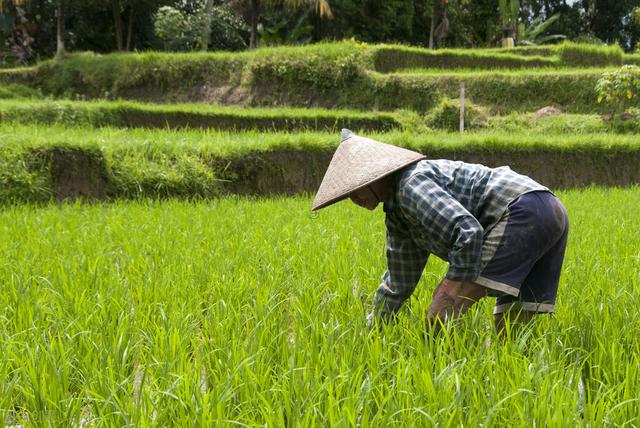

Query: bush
[0,46,19,68]
[572,34,606,46]
[209,5,250,51]
[250,51,365,88]
[559,42,623,67]
[595,65,640,116]
[153,6,195,51]
[425,97,488,131]
[153,4,249,52]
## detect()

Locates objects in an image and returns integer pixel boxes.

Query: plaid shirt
[374,159,548,316]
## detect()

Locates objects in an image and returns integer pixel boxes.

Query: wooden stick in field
[460,82,465,133]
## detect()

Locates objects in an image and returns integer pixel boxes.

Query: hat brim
[311,129,426,211]
[311,160,421,211]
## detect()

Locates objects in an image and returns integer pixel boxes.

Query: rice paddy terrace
[1,41,639,201]
[0,42,639,425]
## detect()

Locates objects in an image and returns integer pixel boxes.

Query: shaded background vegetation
[2,0,640,66]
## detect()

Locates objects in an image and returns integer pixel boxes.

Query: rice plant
[0,187,638,425]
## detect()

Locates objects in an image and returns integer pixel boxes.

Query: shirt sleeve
[399,173,484,282]
[373,216,429,317]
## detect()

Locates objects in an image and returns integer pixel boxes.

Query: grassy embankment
[0,188,638,425]
[1,98,631,133]
[2,123,640,202]
[1,41,637,114]
[0,83,42,99]
[372,41,629,72]
[0,99,401,131]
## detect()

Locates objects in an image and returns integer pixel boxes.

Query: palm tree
[0,0,26,14]
[56,0,65,54]
[499,0,519,47]
[429,0,449,49]
[2,0,67,55]
[518,13,566,45]
[201,0,214,51]
[245,0,332,49]
[1,0,36,63]
[111,0,125,50]
[111,0,144,51]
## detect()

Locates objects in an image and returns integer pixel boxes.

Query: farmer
[312,129,569,331]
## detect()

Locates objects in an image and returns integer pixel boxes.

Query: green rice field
[1,187,639,426]
[2,39,640,426]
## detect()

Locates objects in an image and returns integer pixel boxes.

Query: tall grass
[0,188,639,425]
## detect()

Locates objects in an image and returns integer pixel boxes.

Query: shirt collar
[383,173,400,214]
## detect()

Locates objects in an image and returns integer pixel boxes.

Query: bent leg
[493,201,568,333]
[493,309,538,335]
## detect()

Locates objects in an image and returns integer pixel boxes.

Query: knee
[464,281,489,301]
[435,279,488,301]
[494,313,506,333]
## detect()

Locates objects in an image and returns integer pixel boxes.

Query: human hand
[426,277,487,328]
[426,278,460,323]
[366,311,374,330]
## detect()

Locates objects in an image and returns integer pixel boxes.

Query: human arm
[370,217,429,323]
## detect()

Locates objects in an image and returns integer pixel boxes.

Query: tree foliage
[2,0,640,64]
[518,13,566,45]
[153,2,249,51]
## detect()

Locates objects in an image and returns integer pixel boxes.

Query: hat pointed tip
[341,128,353,142]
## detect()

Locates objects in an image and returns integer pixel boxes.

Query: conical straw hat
[312,129,426,211]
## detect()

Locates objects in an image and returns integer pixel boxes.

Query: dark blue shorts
[474,191,569,314]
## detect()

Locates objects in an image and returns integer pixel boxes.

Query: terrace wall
[218,149,640,196]
[372,48,558,73]
[4,146,638,203]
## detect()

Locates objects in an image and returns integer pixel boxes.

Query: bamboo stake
[460,82,465,133]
